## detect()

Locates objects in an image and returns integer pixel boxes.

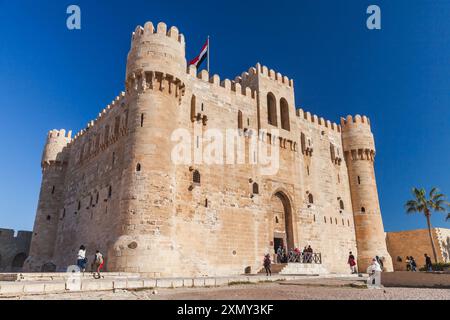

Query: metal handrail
[284,252,322,264]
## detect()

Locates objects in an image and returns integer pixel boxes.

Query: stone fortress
[24,21,393,277]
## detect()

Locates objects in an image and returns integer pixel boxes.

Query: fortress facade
[25,21,393,276]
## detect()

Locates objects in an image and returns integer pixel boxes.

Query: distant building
[0,229,32,272]
[386,228,450,271]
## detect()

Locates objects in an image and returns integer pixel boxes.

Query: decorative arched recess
[280,98,290,131]
[270,190,296,251]
[267,93,277,126]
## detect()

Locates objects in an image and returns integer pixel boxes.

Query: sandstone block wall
[0,229,32,272]
[386,228,450,271]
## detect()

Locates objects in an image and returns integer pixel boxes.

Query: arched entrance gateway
[270,192,295,256]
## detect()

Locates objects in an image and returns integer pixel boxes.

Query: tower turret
[341,115,393,272]
[108,22,186,274]
[25,129,71,271]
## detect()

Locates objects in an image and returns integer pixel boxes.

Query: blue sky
[0,0,449,232]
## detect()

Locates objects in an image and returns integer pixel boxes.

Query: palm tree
[405,187,448,264]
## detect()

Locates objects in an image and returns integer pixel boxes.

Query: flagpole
[207,35,210,74]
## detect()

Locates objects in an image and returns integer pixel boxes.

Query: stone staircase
[258,263,287,274]
[279,263,328,275]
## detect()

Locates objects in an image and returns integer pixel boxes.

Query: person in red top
[348,251,357,274]
[94,250,105,279]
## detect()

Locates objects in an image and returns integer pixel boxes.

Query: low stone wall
[0,273,359,297]
[381,271,450,288]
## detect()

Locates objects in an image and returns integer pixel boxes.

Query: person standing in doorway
[276,246,283,264]
[263,254,272,276]
[77,245,87,273]
[348,252,357,274]
[424,254,433,272]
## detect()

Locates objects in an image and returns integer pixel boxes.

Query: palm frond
[429,187,439,198]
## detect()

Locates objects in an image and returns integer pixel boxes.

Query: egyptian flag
[189,38,209,69]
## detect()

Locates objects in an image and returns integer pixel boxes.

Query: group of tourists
[275,245,315,264]
[405,256,418,271]
[76,245,105,279]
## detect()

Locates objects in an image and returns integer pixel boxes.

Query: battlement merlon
[41,129,72,167]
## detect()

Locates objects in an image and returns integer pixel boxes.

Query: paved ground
[3,278,450,300]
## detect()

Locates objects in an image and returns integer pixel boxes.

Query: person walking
[410,256,417,272]
[367,258,382,288]
[77,245,87,273]
[263,254,272,276]
[424,253,433,272]
[93,250,105,279]
[376,255,384,271]
[348,251,357,274]
[405,256,411,271]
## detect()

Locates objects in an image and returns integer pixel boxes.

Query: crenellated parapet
[254,63,294,87]
[296,108,341,133]
[340,115,376,162]
[126,21,187,102]
[41,129,72,168]
[187,65,257,102]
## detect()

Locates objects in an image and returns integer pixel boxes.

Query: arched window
[136,163,141,172]
[275,216,279,224]
[190,95,196,122]
[308,193,314,204]
[339,200,345,210]
[51,186,55,194]
[11,253,27,269]
[96,192,99,204]
[361,207,366,213]
[252,182,259,195]
[267,93,277,126]
[193,170,201,185]
[46,215,51,221]
[108,186,112,198]
[280,98,290,131]
[77,201,81,211]
[357,176,361,185]
[238,110,243,130]
[140,113,145,127]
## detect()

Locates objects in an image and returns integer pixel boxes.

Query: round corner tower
[341,115,393,272]
[108,21,187,274]
[25,129,71,272]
